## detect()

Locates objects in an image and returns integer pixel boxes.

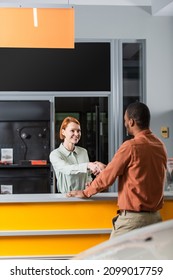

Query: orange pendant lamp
[0,7,74,48]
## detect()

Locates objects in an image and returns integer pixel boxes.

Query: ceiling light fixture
[0,6,74,48]
[33,8,38,27]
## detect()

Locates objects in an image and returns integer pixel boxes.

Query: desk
[0,192,173,258]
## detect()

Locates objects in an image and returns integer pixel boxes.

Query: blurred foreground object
[73,219,173,260]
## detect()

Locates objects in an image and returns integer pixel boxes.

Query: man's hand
[66,190,86,198]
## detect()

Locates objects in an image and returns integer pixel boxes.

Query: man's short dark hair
[126,102,150,129]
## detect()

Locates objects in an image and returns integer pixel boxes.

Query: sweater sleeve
[84,141,132,197]
[49,148,89,175]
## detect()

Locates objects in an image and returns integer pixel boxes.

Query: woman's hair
[126,102,150,129]
[59,116,80,140]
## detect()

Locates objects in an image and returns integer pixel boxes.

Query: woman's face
[62,122,81,145]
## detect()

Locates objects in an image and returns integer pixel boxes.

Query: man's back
[118,129,167,211]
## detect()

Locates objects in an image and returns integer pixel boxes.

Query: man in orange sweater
[67,102,167,238]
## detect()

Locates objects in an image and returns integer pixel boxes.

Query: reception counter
[0,192,173,259]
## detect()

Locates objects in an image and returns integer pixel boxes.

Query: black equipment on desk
[0,100,51,194]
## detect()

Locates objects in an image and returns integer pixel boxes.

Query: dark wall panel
[0,43,110,91]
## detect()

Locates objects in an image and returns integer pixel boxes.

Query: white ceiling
[0,0,173,16]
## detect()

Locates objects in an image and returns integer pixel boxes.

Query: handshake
[87,161,106,176]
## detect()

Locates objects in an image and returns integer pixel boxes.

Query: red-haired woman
[50,116,105,193]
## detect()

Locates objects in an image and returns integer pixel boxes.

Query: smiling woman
[49,116,106,193]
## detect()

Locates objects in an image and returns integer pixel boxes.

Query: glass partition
[122,41,145,141]
[0,39,146,199]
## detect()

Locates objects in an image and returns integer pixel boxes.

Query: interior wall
[75,5,173,157]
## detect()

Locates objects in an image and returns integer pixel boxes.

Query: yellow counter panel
[0,193,172,258]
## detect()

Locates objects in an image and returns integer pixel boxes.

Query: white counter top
[0,191,173,203]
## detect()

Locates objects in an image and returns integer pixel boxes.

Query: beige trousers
[110,210,162,239]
